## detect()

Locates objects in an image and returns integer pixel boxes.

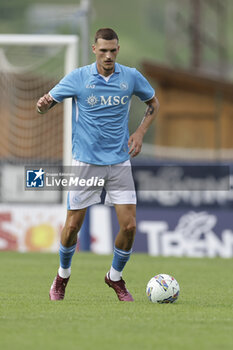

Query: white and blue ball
[146,274,180,303]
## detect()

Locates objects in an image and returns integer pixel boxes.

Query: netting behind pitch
[0,44,65,165]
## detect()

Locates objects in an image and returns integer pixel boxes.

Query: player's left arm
[128,96,159,157]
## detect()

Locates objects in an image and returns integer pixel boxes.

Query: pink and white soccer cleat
[49,274,70,301]
[105,272,134,301]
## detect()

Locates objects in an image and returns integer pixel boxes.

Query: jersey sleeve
[49,69,79,103]
[133,69,155,102]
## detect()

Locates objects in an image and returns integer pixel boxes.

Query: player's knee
[64,223,80,239]
[121,218,136,250]
[122,217,136,235]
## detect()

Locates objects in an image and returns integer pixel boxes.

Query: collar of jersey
[91,62,121,75]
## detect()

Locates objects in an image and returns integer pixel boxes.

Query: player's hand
[128,131,144,157]
[37,94,54,113]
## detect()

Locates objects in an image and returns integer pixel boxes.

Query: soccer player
[37,28,159,301]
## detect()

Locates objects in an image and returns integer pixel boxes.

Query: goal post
[0,34,79,204]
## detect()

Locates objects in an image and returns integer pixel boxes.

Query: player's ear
[92,44,96,54]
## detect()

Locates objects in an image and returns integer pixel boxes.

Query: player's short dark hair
[94,28,119,43]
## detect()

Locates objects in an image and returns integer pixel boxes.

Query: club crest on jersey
[120,82,128,90]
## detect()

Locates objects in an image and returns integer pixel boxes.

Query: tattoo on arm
[144,104,155,118]
[141,104,155,124]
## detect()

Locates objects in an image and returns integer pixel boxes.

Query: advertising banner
[0,205,66,252]
[1,160,233,257]
[1,204,233,258]
[90,206,233,258]
[132,161,233,208]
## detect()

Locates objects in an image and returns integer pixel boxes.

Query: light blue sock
[112,246,132,272]
[59,242,76,269]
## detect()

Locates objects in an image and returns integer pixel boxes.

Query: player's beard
[103,61,114,73]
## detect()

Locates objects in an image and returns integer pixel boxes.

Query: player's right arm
[37,69,78,114]
[36,93,57,114]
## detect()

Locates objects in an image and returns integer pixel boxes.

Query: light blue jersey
[49,62,155,165]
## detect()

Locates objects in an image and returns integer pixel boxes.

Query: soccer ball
[146,274,180,303]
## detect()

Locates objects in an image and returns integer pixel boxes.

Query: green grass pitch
[1,252,233,350]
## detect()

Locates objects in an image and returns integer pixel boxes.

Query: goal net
[0,35,78,203]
